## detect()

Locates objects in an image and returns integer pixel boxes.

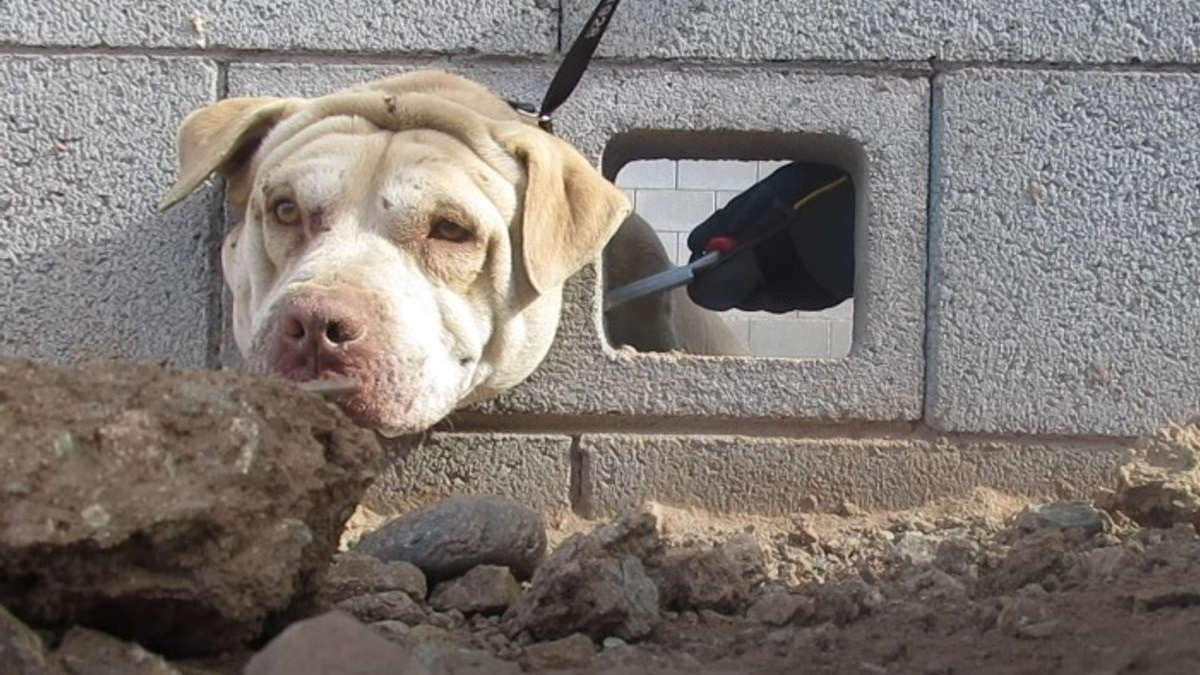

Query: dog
[160,70,746,436]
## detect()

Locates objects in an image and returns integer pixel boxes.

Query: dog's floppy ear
[159,97,295,212]
[499,126,632,295]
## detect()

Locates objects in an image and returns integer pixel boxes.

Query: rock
[409,644,521,675]
[522,633,595,671]
[0,603,65,675]
[894,531,942,565]
[746,593,814,626]
[503,509,663,641]
[1099,424,1200,529]
[337,591,427,624]
[244,612,423,675]
[0,357,380,656]
[322,552,427,604]
[429,565,521,615]
[933,537,982,577]
[995,595,1055,638]
[55,627,180,675]
[656,534,766,614]
[353,496,546,582]
[1015,501,1110,537]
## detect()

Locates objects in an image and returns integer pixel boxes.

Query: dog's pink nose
[273,293,368,381]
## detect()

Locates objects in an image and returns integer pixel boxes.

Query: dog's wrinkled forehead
[255,76,528,176]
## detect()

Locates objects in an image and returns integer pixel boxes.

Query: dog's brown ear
[159,97,295,212]
[499,126,631,296]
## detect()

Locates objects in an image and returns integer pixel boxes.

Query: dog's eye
[429,218,473,243]
[272,199,301,226]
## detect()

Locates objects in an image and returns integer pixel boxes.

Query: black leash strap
[510,0,621,133]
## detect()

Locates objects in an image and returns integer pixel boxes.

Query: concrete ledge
[227,61,929,423]
[927,69,1200,437]
[365,433,574,514]
[2,0,557,55]
[0,55,218,366]
[577,433,1133,518]
[563,0,1200,64]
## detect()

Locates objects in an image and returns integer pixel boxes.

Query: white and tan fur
[161,70,745,435]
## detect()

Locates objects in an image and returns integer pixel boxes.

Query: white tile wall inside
[615,159,854,359]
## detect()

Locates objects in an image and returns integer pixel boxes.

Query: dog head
[161,70,630,435]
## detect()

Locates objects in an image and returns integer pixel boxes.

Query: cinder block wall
[3,1,1197,518]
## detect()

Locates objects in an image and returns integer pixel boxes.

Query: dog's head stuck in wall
[160,70,631,436]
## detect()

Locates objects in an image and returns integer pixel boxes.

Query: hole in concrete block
[601,131,862,360]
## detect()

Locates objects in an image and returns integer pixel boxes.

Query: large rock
[243,612,420,675]
[503,510,663,642]
[353,496,546,582]
[655,535,766,615]
[0,357,380,655]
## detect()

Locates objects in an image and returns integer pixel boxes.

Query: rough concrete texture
[0,56,218,366]
[563,0,1200,64]
[575,434,1133,517]
[228,62,929,422]
[1,0,557,55]
[365,433,573,515]
[928,70,1200,437]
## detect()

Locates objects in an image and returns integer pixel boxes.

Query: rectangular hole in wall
[601,131,863,360]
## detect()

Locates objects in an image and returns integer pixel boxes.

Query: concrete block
[0,55,218,366]
[562,0,1200,64]
[2,0,556,55]
[928,69,1200,436]
[616,159,676,189]
[715,190,741,208]
[748,319,830,359]
[228,62,929,422]
[676,160,758,191]
[757,160,790,180]
[577,434,1133,518]
[365,433,573,514]
[632,189,716,232]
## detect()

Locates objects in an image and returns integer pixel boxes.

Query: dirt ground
[330,478,1200,675]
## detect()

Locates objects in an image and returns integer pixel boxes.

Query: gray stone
[429,565,521,616]
[656,535,766,615]
[3,0,557,55]
[1016,501,1110,537]
[336,591,427,625]
[503,511,663,642]
[0,55,217,366]
[928,70,1200,436]
[0,357,380,656]
[321,552,427,605]
[562,0,1200,64]
[894,531,943,566]
[353,496,547,582]
[228,61,930,424]
[576,434,1132,518]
